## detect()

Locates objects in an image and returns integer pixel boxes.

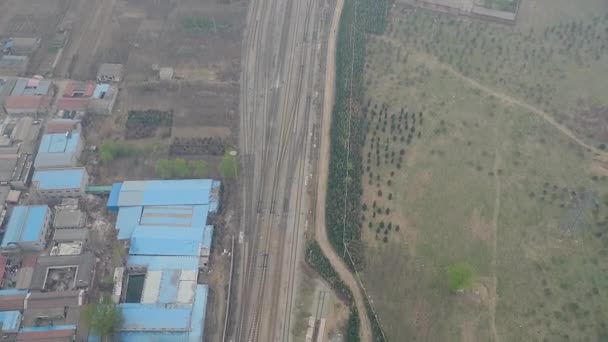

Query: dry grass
[360,12,608,339]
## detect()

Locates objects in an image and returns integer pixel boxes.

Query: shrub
[447,262,474,292]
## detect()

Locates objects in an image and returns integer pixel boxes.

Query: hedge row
[325,0,389,267]
[322,0,390,340]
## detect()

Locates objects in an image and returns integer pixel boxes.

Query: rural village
[0,0,244,341]
[0,0,607,341]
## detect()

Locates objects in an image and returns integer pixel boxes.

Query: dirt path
[377,37,608,161]
[437,59,605,158]
[314,0,373,340]
[488,147,502,342]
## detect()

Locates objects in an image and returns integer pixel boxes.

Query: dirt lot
[53,0,246,187]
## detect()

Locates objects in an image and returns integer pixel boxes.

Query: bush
[98,141,136,163]
[220,151,238,178]
[82,295,122,340]
[447,262,474,292]
[155,159,208,179]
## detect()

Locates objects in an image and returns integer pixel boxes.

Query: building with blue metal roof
[32,167,89,199]
[106,179,219,342]
[0,310,22,333]
[34,130,83,169]
[129,225,213,257]
[106,179,221,240]
[118,284,208,342]
[108,179,221,208]
[126,255,202,271]
[0,205,51,252]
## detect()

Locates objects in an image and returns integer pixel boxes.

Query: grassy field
[387,5,608,146]
[360,2,608,341]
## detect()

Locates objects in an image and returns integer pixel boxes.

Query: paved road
[233,0,327,340]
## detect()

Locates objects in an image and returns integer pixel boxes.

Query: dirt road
[313,0,374,340]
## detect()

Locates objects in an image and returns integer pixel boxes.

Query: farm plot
[125,110,173,139]
[359,8,608,342]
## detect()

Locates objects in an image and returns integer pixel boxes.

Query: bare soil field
[63,0,244,186]
[360,1,608,341]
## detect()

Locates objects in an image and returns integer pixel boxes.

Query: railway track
[235,0,325,339]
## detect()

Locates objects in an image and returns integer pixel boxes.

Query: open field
[360,1,608,341]
[387,4,608,147]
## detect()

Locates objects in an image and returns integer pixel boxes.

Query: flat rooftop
[10,78,51,96]
[129,225,213,256]
[109,179,220,207]
[30,253,94,291]
[1,206,49,248]
[119,285,208,341]
[32,168,86,190]
[34,132,81,169]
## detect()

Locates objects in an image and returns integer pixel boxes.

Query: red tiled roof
[0,294,26,311]
[62,81,95,98]
[4,95,43,110]
[0,255,7,286]
[17,329,76,341]
[44,120,79,134]
[57,97,89,111]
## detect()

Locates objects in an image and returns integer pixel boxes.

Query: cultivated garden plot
[359,3,608,341]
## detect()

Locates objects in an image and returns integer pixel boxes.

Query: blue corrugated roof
[119,331,189,342]
[117,179,214,207]
[129,226,206,256]
[158,270,179,304]
[0,289,27,296]
[117,286,208,341]
[209,180,221,213]
[139,205,209,227]
[93,84,110,98]
[127,255,200,271]
[32,168,86,190]
[0,310,22,332]
[190,284,208,341]
[116,206,143,240]
[107,183,122,210]
[1,205,49,247]
[202,225,213,250]
[19,325,77,332]
[35,132,81,168]
[120,304,191,331]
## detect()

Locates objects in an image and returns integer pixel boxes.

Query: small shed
[6,190,21,204]
[53,208,86,229]
[159,67,174,81]
[97,64,123,83]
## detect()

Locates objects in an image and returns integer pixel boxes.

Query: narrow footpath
[314,0,373,340]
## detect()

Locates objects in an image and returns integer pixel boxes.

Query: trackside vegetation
[308,0,390,340]
[306,242,360,341]
[325,0,389,265]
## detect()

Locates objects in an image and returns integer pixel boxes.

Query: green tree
[99,141,135,163]
[191,160,208,178]
[447,262,474,292]
[83,295,122,341]
[173,158,190,178]
[100,150,114,164]
[155,159,173,179]
[219,151,237,178]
